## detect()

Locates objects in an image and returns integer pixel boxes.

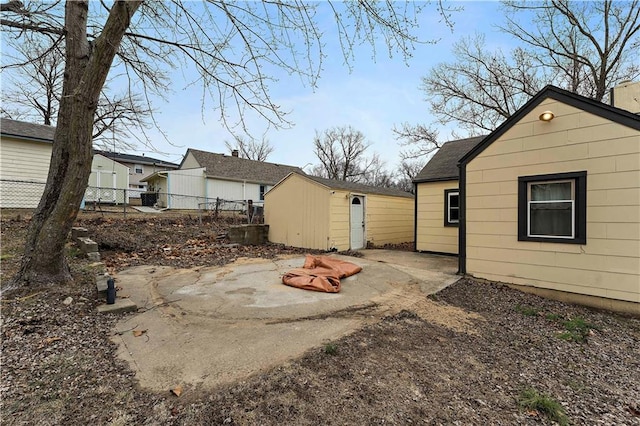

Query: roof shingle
[302,174,414,198]
[94,150,179,168]
[413,136,485,183]
[0,118,55,142]
[184,148,304,185]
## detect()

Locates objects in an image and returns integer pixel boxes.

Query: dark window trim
[518,171,587,244]
[444,189,459,227]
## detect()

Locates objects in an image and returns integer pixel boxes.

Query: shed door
[350,196,365,249]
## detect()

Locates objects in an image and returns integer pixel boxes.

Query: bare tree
[501,0,640,101]
[419,1,640,135]
[1,1,443,288]
[312,126,380,182]
[395,159,423,193]
[2,38,152,150]
[224,135,274,161]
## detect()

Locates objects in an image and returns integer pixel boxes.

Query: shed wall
[416,180,459,254]
[465,98,640,303]
[167,168,206,209]
[366,194,414,246]
[265,174,331,250]
[328,190,351,250]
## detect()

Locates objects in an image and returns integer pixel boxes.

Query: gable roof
[460,85,640,167]
[182,148,304,185]
[94,150,179,169]
[277,172,414,199]
[0,117,55,143]
[413,136,485,183]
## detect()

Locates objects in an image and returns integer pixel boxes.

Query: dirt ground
[1,213,639,425]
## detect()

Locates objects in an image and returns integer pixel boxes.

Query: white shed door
[350,196,365,249]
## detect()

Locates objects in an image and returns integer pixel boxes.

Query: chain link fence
[0,178,263,223]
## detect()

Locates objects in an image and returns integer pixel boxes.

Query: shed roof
[280,173,414,198]
[183,148,304,185]
[0,117,55,143]
[94,150,179,168]
[413,136,485,183]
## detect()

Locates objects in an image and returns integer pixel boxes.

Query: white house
[142,148,304,210]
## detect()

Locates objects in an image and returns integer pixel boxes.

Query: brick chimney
[231,149,239,157]
[610,80,640,114]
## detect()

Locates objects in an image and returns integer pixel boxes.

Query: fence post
[123,189,127,219]
[215,197,220,219]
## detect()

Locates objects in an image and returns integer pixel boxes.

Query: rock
[87,252,101,262]
[78,237,99,253]
[71,227,89,239]
[62,297,73,306]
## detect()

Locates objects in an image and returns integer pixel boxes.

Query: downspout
[458,162,466,275]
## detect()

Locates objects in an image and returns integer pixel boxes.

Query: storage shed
[459,83,640,313]
[265,172,414,251]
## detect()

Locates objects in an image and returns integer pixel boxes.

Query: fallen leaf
[132,329,147,337]
[526,410,539,417]
[170,385,183,397]
[42,336,62,345]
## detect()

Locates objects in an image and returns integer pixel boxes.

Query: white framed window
[444,189,459,226]
[134,164,143,174]
[259,185,266,201]
[518,171,587,244]
[527,180,574,238]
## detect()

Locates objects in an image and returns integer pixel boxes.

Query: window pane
[530,182,571,201]
[449,207,459,222]
[449,194,459,208]
[530,202,572,236]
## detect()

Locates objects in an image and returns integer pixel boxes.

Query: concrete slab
[111,251,458,391]
[97,298,137,314]
[131,206,165,213]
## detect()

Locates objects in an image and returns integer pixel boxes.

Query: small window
[134,164,143,174]
[352,197,361,205]
[259,185,266,201]
[518,171,587,244]
[444,189,459,226]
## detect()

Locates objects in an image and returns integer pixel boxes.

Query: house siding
[181,152,200,169]
[465,98,640,303]
[416,180,459,254]
[0,137,52,208]
[265,174,331,250]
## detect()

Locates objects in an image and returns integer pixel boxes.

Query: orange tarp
[282,255,363,293]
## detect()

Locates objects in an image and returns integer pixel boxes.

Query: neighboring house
[265,172,415,251]
[0,117,161,208]
[94,150,179,198]
[455,83,639,313]
[143,148,304,209]
[0,118,55,208]
[413,136,485,255]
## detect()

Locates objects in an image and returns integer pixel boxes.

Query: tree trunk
[11,0,141,289]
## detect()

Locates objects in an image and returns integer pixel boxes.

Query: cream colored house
[0,118,139,208]
[458,84,640,313]
[0,118,55,208]
[265,172,414,251]
[413,136,484,255]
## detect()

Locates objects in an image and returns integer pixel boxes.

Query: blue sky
[126,1,518,170]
